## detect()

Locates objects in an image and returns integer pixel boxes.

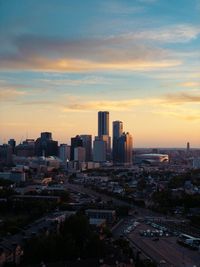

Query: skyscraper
[93,137,106,162]
[41,132,52,140]
[112,121,123,162]
[70,135,83,160]
[59,144,71,162]
[113,121,123,139]
[35,132,58,157]
[186,142,190,155]
[74,147,86,162]
[98,111,111,160]
[98,111,109,136]
[118,132,133,165]
[80,135,92,161]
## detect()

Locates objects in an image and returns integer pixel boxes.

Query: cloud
[62,99,143,112]
[153,109,200,121]
[122,24,200,43]
[0,88,27,101]
[0,55,181,73]
[164,92,200,104]
[0,32,182,72]
[39,76,111,86]
[19,100,55,106]
[179,82,200,88]
[60,91,200,123]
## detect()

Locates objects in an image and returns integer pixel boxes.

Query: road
[125,222,200,267]
[64,182,200,267]
[65,181,161,217]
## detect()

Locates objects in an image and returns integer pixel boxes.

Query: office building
[35,132,58,157]
[98,111,109,136]
[112,121,123,162]
[70,135,83,160]
[15,139,35,157]
[59,144,71,162]
[98,111,111,160]
[186,142,190,155]
[8,139,16,153]
[0,144,13,166]
[80,135,92,161]
[74,147,86,162]
[101,134,111,160]
[93,137,106,162]
[118,132,133,165]
[41,132,52,140]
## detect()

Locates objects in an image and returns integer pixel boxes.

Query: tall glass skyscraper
[112,121,123,162]
[118,132,133,165]
[97,111,111,160]
[98,111,109,137]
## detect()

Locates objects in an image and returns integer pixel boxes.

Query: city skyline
[0,0,200,147]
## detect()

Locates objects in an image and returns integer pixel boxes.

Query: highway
[64,181,161,217]
[64,181,200,267]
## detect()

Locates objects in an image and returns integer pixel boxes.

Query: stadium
[135,153,169,164]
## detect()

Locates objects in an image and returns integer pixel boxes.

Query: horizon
[0,0,200,147]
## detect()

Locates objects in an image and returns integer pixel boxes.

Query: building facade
[112,121,123,162]
[98,111,109,136]
[80,135,92,161]
[118,132,133,165]
[70,135,83,160]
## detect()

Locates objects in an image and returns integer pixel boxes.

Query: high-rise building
[8,139,16,153]
[112,121,123,162]
[118,132,133,165]
[186,142,190,155]
[35,132,58,157]
[0,144,13,166]
[59,144,71,162]
[41,132,52,140]
[101,134,111,160]
[74,147,86,162]
[80,135,92,161]
[70,135,83,160]
[98,111,111,160]
[113,121,123,139]
[98,111,109,136]
[93,137,106,162]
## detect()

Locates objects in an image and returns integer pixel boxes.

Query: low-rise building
[86,209,116,223]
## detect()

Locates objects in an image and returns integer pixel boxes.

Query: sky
[0,0,200,147]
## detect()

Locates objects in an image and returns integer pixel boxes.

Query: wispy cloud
[122,24,200,43]
[62,99,143,112]
[164,92,200,104]
[39,76,111,86]
[179,82,200,88]
[19,100,55,106]
[0,88,27,101]
[0,32,182,72]
[60,91,200,123]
